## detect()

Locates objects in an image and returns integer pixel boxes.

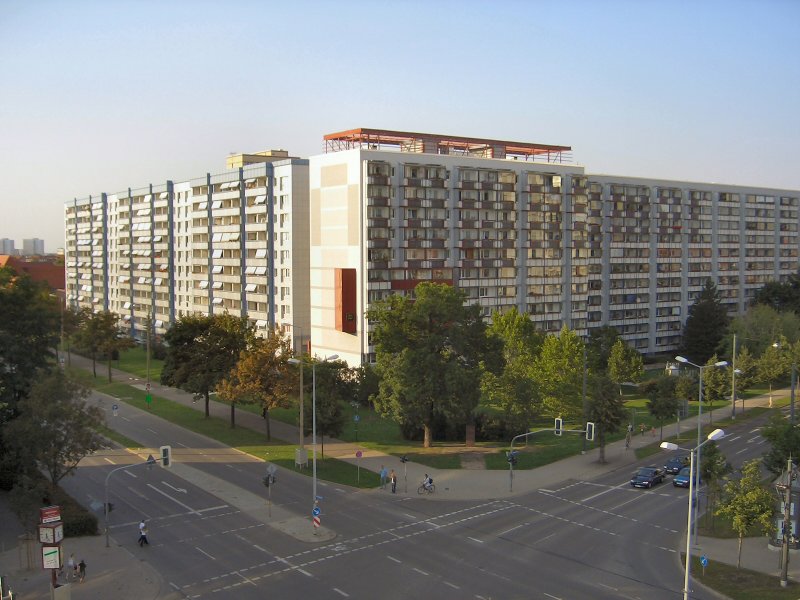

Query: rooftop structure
[323,128,572,163]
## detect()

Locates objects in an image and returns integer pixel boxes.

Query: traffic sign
[112,404,119,416]
[700,555,708,568]
[312,506,321,516]
[354,414,360,422]
[355,450,363,458]
[313,516,321,528]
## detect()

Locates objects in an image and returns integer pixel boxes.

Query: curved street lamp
[674,356,727,542]
[661,428,725,600]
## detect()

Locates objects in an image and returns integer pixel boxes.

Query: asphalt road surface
[58,391,773,599]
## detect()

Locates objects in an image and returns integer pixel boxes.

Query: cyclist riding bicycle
[422,474,433,490]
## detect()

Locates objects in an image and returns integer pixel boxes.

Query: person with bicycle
[422,474,433,491]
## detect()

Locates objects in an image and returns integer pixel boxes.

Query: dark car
[664,455,689,475]
[673,466,700,488]
[630,466,665,488]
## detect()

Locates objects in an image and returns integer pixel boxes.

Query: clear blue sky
[1,0,798,252]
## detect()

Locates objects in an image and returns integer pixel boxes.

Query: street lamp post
[661,428,726,600]
[675,356,727,542]
[292,353,338,533]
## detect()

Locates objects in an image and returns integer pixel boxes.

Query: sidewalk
[1,352,794,599]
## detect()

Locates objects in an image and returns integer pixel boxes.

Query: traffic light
[400,455,408,463]
[105,502,114,513]
[160,445,172,468]
[262,474,276,487]
[507,451,518,465]
[585,422,595,441]
[554,417,563,436]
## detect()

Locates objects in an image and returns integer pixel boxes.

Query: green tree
[532,326,585,420]
[699,441,732,532]
[307,359,355,456]
[73,309,134,381]
[716,459,776,568]
[586,375,626,464]
[216,329,293,433]
[731,346,758,398]
[607,339,644,395]
[4,369,103,488]
[368,283,501,447]
[674,373,698,415]
[482,308,544,434]
[162,313,256,417]
[61,305,87,368]
[728,304,800,358]
[680,279,729,363]
[645,376,679,440]
[702,354,730,407]
[0,267,60,408]
[586,326,621,374]
[752,271,800,315]
[757,339,789,407]
[761,414,800,476]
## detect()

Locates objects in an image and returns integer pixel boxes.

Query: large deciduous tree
[216,329,293,433]
[586,375,626,464]
[644,376,679,440]
[699,441,731,532]
[586,326,621,374]
[482,308,544,435]
[307,359,355,456]
[532,325,585,419]
[368,282,501,448]
[162,314,256,417]
[73,309,134,381]
[607,339,644,395]
[680,279,729,364]
[0,267,60,408]
[761,414,800,476]
[716,459,775,569]
[752,271,800,315]
[5,369,103,488]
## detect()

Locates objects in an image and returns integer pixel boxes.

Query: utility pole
[730,333,736,419]
[581,344,587,454]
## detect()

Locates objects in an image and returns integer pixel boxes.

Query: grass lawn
[70,368,380,489]
[694,556,799,600]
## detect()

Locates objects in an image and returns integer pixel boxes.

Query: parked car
[630,466,665,488]
[664,455,689,475]
[673,466,700,488]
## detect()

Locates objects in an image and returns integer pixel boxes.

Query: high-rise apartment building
[0,239,16,255]
[22,238,45,255]
[65,129,800,366]
[308,129,799,365]
[65,152,310,350]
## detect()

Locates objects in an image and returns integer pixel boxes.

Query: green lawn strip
[691,555,798,600]
[107,346,165,381]
[69,369,378,489]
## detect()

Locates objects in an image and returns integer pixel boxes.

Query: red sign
[313,516,321,528]
[40,505,61,524]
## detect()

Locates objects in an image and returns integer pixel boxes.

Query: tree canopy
[586,375,626,464]
[680,279,729,363]
[5,369,103,487]
[162,313,256,417]
[368,282,500,447]
[607,339,644,394]
[532,325,585,420]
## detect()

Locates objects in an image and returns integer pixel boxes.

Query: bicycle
[417,482,436,495]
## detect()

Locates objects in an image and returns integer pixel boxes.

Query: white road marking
[147,428,158,434]
[126,485,148,499]
[539,488,555,493]
[387,555,402,563]
[162,481,187,494]
[254,545,268,553]
[169,582,181,591]
[298,568,312,577]
[103,457,116,465]
[544,594,562,600]
[598,582,618,591]
[234,571,256,586]
[727,435,741,442]
[498,524,524,536]
[467,537,484,544]
[195,546,215,560]
[413,567,429,575]
[750,428,760,433]
[121,416,131,422]
[333,588,349,597]
[582,482,628,502]
[444,581,460,589]
[173,441,188,448]
[736,448,749,455]
[197,505,229,513]
[125,471,137,478]
[146,483,200,515]
[403,513,417,520]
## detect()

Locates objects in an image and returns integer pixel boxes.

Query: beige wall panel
[321,163,348,188]
[348,184,361,246]
[310,188,321,246]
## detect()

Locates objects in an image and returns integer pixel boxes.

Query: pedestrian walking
[625,431,631,450]
[138,519,149,546]
[389,469,397,493]
[78,559,86,583]
[639,423,645,436]
[379,465,388,489]
[67,553,76,581]
[651,426,656,437]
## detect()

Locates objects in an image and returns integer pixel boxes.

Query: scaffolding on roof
[324,128,572,163]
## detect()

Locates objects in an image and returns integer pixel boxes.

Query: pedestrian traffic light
[585,422,595,442]
[400,455,408,463]
[105,502,114,513]
[159,445,172,468]
[507,451,518,465]
[554,417,563,436]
